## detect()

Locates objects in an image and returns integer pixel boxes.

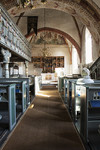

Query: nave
[1,85,85,150]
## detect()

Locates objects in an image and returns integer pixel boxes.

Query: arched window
[72,46,78,73]
[85,28,92,64]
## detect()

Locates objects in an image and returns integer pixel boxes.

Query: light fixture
[41,8,51,58]
[17,0,47,8]
[41,46,51,58]
[41,0,47,4]
[17,0,32,8]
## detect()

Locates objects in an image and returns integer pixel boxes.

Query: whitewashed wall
[72,47,80,74]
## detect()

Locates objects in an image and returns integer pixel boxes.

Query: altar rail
[0,3,31,62]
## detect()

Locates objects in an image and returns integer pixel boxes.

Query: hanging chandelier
[41,8,51,58]
[41,0,47,4]
[17,0,33,8]
[41,46,51,58]
[17,0,47,8]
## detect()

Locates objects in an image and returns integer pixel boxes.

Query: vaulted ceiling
[0,0,100,60]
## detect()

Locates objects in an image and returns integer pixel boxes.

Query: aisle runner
[1,85,85,150]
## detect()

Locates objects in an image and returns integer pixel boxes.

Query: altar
[41,73,58,84]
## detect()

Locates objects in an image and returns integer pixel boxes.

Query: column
[1,48,11,78]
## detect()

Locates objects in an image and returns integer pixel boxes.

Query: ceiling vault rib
[16,12,25,25]
[29,34,34,43]
[72,16,81,45]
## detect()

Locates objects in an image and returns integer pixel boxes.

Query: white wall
[72,47,80,74]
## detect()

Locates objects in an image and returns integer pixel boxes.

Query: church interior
[0,0,100,150]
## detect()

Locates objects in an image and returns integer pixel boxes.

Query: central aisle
[1,85,85,150]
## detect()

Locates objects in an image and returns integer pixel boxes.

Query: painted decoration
[31,31,66,45]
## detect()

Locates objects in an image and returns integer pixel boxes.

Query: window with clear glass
[72,46,78,73]
[85,28,92,64]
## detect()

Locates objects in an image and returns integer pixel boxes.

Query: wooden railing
[0,3,31,62]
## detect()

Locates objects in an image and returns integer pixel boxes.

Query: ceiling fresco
[1,0,99,44]
[30,31,66,45]
[0,0,100,56]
